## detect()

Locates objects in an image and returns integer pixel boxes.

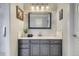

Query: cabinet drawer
[18,49,29,56]
[31,40,40,44]
[18,40,29,44]
[50,40,62,44]
[40,40,49,44]
[19,44,29,49]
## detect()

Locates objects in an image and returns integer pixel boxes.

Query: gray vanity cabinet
[31,40,40,56]
[18,39,62,56]
[40,40,49,56]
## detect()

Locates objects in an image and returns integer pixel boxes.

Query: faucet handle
[38,32,42,37]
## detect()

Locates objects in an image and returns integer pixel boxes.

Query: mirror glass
[28,12,51,29]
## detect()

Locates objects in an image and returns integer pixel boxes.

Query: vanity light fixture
[31,5,50,11]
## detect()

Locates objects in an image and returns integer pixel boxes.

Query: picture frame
[59,9,63,20]
[28,12,51,29]
[16,6,24,21]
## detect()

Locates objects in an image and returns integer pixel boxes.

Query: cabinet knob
[73,34,79,39]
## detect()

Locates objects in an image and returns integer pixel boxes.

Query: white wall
[24,4,57,37]
[10,3,24,56]
[57,3,75,56]
[56,4,63,38]
[57,4,75,56]
[28,12,57,37]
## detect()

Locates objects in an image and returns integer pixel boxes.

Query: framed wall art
[16,6,24,21]
[59,9,63,20]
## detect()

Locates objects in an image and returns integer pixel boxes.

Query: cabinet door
[40,44,49,56]
[31,40,40,56]
[40,40,49,56]
[31,44,39,56]
[18,49,29,56]
[50,44,62,56]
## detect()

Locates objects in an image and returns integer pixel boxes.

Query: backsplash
[28,29,56,37]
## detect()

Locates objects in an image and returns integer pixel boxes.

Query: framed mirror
[28,12,51,29]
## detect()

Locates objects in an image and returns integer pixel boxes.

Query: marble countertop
[18,36,62,40]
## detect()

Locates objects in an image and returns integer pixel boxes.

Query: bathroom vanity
[17,6,63,56]
[18,37,62,56]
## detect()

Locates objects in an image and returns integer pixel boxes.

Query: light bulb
[36,6,39,11]
[46,6,49,10]
[41,6,44,11]
[31,6,34,11]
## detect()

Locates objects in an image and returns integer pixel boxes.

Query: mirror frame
[28,12,52,29]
